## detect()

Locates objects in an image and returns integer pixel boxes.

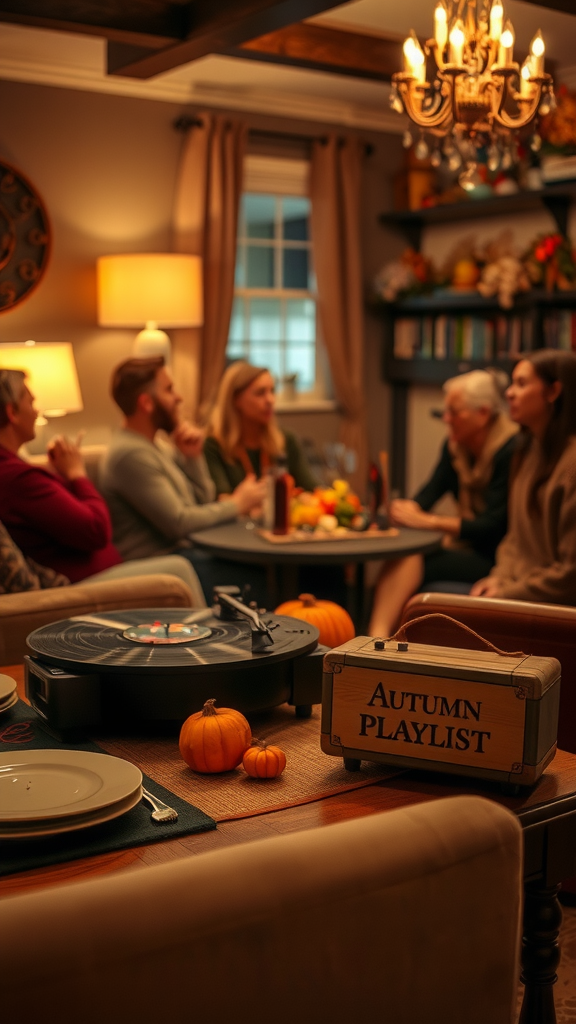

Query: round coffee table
[190,521,443,625]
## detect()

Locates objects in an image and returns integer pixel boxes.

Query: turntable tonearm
[25,589,326,739]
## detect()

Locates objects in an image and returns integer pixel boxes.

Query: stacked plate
[0,750,143,838]
[0,673,18,716]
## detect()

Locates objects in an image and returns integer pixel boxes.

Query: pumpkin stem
[298,593,317,607]
[202,699,218,717]
[251,738,268,749]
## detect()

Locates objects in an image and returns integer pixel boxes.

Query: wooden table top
[2,663,576,899]
[190,521,443,565]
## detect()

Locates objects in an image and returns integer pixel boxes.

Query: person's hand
[47,434,86,481]
[470,577,502,598]
[390,498,432,530]
[172,421,205,459]
[231,473,268,516]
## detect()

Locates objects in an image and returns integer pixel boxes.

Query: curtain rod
[172,116,374,155]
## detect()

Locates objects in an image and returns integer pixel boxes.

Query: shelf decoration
[373,248,434,302]
[523,233,576,292]
[390,0,554,188]
[539,85,576,184]
[477,255,531,308]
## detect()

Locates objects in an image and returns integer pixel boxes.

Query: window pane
[286,299,315,343]
[248,344,282,381]
[227,297,245,358]
[285,345,315,392]
[247,245,274,287]
[283,248,309,289]
[282,197,310,241]
[244,194,276,239]
[234,244,245,287]
[248,298,281,343]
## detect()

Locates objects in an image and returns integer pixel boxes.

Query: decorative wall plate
[0,160,51,313]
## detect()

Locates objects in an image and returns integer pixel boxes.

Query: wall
[0,78,405,476]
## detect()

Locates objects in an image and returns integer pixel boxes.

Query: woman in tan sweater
[472,349,576,605]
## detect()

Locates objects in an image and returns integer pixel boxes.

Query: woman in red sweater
[0,368,203,601]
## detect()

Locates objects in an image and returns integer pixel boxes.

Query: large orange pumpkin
[243,739,286,778]
[274,593,355,648]
[179,699,251,773]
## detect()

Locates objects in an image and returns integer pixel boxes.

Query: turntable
[25,590,325,739]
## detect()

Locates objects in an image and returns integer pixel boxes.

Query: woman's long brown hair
[208,361,285,463]
[513,349,576,513]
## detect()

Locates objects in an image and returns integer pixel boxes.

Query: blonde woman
[204,361,317,497]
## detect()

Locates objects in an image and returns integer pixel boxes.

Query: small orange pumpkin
[275,593,355,648]
[179,699,251,773]
[243,739,286,778]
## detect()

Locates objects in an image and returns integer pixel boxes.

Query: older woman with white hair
[369,368,518,637]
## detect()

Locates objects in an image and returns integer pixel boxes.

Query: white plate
[0,673,17,704]
[0,750,142,826]
[0,691,18,716]
[0,788,142,839]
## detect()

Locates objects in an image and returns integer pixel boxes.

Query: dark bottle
[273,455,294,535]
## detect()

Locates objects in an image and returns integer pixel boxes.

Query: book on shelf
[392,307,576,365]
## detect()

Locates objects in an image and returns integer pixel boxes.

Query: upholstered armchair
[0,574,195,666]
[0,795,522,1024]
[400,591,576,755]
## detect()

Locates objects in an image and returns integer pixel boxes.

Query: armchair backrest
[0,795,522,1024]
[400,592,576,754]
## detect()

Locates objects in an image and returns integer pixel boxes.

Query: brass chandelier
[390,0,555,179]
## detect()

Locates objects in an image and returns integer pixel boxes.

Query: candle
[520,59,532,97]
[449,21,465,65]
[489,1,504,41]
[497,21,514,66]
[403,33,425,81]
[530,31,545,76]
[434,3,448,53]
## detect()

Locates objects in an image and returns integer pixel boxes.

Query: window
[226,156,329,400]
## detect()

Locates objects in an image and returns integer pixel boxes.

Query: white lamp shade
[97,253,203,328]
[0,342,83,417]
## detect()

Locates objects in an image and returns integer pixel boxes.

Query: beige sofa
[0,573,195,666]
[0,794,522,1024]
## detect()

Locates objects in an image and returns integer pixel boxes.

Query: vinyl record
[26,607,319,675]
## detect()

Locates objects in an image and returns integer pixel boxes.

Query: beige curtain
[310,135,367,496]
[172,113,246,419]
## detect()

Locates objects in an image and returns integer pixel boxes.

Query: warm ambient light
[390,0,554,176]
[0,341,83,420]
[97,253,203,361]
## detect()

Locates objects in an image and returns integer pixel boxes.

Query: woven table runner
[0,702,216,878]
[99,704,404,822]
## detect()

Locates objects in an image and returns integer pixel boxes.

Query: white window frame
[227,154,333,409]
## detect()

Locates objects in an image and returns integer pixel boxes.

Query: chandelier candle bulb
[449,21,465,66]
[498,22,515,66]
[520,60,533,97]
[530,31,545,76]
[434,2,448,52]
[489,1,504,41]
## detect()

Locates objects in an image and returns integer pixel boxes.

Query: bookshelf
[383,289,576,386]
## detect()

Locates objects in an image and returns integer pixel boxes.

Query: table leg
[519,882,562,1024]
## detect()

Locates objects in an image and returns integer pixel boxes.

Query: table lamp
[0,341,83,423]
[96,253,203,362]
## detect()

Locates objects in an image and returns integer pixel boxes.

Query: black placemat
[0,701,216,878]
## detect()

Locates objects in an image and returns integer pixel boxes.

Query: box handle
[390,614,526,658]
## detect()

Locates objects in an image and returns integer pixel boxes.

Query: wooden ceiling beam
[0,1,185,49]
[106,0,346,78]
[227,23,402,82]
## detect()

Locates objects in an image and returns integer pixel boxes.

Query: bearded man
[100,357,267,602]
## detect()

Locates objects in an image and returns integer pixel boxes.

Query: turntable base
[25,607,324,739]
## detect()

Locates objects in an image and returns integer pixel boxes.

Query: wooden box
[321,637,561,787]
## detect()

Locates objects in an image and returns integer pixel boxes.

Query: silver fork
[141,787,179,824]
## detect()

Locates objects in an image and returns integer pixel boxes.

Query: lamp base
[132,324,171,363]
